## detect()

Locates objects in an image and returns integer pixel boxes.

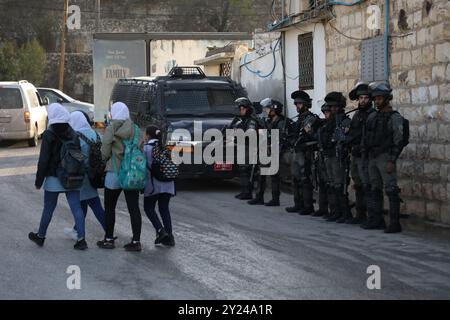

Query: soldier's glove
[386,161,395,174]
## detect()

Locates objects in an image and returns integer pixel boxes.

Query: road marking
[0,165,36,177]
[0,149,39,158]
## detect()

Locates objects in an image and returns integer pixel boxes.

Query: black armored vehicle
[110,66,251,179]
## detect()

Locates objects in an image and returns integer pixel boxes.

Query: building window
[220,62,232,77]
[361,35,387,82]
[298,33,314,90]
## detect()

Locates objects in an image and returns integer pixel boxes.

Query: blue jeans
[38,191,85,240]
[73,197,106,232]
[144,193,172,234]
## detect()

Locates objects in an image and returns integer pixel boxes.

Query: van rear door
[0,86,26,132]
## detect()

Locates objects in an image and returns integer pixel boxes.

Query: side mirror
[253,102,263,115]
[57,98,64,103]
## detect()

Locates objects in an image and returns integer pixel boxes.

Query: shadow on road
[0,140,37,149]
[176,178,239,192]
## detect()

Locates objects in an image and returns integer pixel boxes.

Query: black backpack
[148,142,179,182]
[78,132,106,188]
[390,111,410,152]
[52,132,86,190]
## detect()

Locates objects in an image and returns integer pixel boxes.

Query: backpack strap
[78,131,95,146]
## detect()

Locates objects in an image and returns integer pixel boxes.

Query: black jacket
[35,124,78,189]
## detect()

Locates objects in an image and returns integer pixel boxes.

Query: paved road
[1,140,450,300]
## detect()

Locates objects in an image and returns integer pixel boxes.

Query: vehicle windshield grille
[164,89,237,115]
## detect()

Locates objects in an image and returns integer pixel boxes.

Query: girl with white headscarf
[29,103,87,250]
[60,111,106,241]
[97,102,143,252]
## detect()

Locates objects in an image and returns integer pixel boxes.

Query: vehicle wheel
[28,127,38,147]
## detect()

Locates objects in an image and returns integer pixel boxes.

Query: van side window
[0,88,23,109]
[27,89,40,108]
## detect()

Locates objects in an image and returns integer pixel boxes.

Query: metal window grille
[220,62,232,77]
[298,33,314,90]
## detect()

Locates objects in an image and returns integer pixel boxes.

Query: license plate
[214,163,233,171]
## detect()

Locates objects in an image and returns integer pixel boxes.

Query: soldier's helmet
[349,82,370,101]
[235,97,253,112]
[324,91,346,108]
[368,81,393,101]
[260,98,273,109]
[270,100,284,115]
[291,90,312,108]
[321,103,331,113]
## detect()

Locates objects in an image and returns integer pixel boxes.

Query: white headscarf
[111,102,130,120]
[69,111,92,131]
[47,103,70,125]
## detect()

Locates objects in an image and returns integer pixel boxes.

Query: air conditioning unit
[286,0,319,16]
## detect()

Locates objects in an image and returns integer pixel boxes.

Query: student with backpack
[97,102,144,252]
[29,103,88,250]
[62,111,106,240]
[143,126,177,247]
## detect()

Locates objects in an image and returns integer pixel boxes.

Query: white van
[0,81,48,147]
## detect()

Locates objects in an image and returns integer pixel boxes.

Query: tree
[17,39,47,85]
[0,39,46,85]
[0,40,19,81]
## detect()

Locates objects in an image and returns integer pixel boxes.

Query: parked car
[37,88,94,122]
[110,66,252,179]
[0,81,48,147]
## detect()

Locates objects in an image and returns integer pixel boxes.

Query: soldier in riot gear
[363,82,405,233]
[248,98,287,207]
[312,103,334,218]
[286,90,319,215]
[230,97,259,201]
[346,82,375,224]
[321,92,352,223]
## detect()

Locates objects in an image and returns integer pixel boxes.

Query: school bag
[78,131,106,188]
[148,142,179,182]
[113,125,148,190]
[51,130,86,190]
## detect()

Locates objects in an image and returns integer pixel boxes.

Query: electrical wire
[243,36,281,78]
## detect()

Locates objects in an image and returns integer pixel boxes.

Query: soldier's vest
[365,111,395,156]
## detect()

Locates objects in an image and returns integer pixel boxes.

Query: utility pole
[58,0,69,91]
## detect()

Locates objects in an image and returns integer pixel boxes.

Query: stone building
[0,0,272,102]
[241,0,450,225]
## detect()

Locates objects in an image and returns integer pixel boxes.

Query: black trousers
[104,188,142,242]
[144,193,173,234]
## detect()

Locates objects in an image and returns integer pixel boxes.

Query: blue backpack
[113,125,147,190]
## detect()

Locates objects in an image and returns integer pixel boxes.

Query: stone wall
[325,0,450,224]
[0,0,272,102]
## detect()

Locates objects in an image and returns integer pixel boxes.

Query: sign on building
[93,40,147,122]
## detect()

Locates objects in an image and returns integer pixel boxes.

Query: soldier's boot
[313,184,328,217]
[266,178,281,207]
[385,189,402,234]
[248,195,265,205]
[327,188,342,221]
[337,195,353,224]
[362,189,386,230]
[265,199,280,207]
[286,179,304,213]
[349,185,367,224]
[323,186,336,220]
[299,181,315,216]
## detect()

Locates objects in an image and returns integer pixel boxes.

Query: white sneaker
[63,228,78,241]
